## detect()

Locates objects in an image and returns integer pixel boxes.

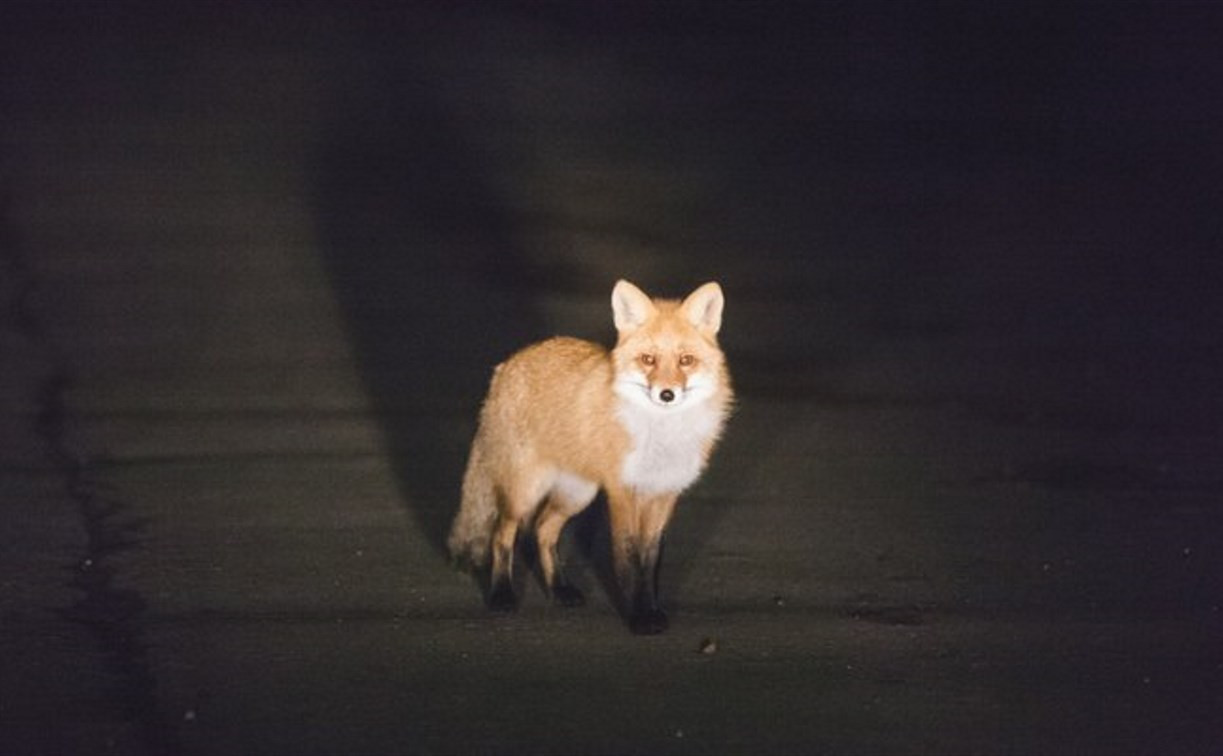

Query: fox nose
[659,389,676,403]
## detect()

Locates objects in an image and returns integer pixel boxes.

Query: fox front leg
[627,536,668,634]
[608,490,677,634]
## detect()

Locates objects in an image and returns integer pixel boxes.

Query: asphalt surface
[2,3,1222,755]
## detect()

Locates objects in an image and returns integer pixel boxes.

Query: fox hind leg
[488,513,519,612]
[535,473,598,607]
[487,470,554,612]
[535,507,583,607]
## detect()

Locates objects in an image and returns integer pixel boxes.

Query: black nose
[659,389,675,403]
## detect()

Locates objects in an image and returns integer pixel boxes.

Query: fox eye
[679,354,695,367]
[640,353,656,367]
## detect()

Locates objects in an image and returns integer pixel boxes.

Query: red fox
[447,280,732,634]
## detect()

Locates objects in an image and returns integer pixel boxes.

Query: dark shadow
[305,13,723,616]
[310,24,546,561]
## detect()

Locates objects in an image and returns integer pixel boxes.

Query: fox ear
[612,280,656,334]
[681,282,724,336]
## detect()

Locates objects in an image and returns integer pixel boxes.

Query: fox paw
[487,581,517,612]
[629,608,669,635]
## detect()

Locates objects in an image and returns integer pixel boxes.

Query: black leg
[487,574,517,612]
[488,526,518,612]
[626,537,668,635]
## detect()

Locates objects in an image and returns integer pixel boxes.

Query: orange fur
[447,280,732,633]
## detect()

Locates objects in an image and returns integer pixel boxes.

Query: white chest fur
[616,399,722,496]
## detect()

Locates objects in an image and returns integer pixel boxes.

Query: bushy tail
[447,444,497,569]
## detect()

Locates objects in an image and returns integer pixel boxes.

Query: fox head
[611,280,726,411]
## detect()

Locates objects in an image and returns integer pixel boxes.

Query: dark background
[2,2,1221,754]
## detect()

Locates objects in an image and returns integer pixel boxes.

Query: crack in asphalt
[3,192,182,755]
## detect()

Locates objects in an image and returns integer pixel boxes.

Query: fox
[447,280,732,634]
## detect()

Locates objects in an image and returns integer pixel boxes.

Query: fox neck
[614,389,725,497]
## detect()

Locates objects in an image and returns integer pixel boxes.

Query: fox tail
[447,444,498,569]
